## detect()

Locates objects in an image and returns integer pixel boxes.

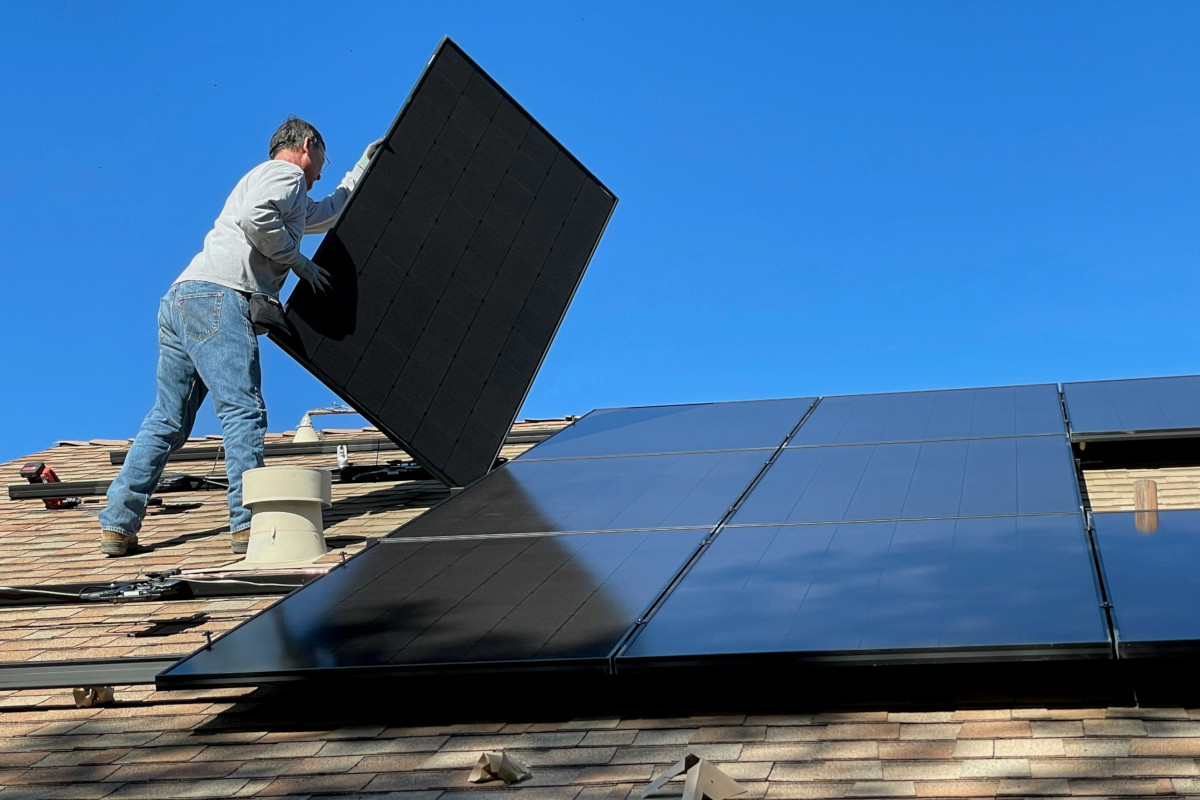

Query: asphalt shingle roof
[2,418,1200,798]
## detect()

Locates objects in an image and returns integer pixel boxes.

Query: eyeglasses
[307,138,330,173]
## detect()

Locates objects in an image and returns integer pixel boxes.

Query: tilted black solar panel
[272,38,617,486]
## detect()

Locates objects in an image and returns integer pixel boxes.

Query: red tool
[19,462,80,510]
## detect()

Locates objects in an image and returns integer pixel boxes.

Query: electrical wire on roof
[0,586,91,599]
[182,577,307,589]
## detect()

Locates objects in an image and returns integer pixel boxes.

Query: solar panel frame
[270,37,617,487]
[1063,375,1200,442]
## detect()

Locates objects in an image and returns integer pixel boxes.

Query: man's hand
[293,255,331,293]
[358,138,385,169]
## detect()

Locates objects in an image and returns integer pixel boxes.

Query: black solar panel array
[272,38,617,487]
[159,387,1129,687]
[619,385,1111,668]
[159,398,813,686]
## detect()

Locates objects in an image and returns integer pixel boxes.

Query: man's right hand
[293,256,331,293]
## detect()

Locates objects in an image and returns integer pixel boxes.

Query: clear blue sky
[2,1,1197,464]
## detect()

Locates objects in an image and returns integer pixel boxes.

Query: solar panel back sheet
[272,38,617,486]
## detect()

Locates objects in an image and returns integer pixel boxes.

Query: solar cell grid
[273,38,617,487]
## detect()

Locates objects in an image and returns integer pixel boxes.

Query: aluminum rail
[107,429,560,465]
[0,657,181,690]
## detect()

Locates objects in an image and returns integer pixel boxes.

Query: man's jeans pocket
[179,292,223,342]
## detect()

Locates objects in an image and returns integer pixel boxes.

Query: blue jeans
[101,281,267,536]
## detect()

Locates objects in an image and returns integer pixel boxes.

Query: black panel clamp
[78,569,187,603]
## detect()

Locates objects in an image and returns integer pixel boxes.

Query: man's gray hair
[268,116,325,158]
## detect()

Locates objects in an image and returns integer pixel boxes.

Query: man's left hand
[358,138,385,170]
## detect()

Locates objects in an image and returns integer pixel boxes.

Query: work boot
[100,530,138,557]
[231,528,250,555]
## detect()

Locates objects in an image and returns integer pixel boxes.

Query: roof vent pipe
[292,413,322,443]
[240,467,332,565]
[292,405,359,442]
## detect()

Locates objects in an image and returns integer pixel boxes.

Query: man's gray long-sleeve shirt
[174,160,350,297]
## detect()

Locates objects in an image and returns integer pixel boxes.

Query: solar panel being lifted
[1063,375,1200,442]
[272,38,617,487]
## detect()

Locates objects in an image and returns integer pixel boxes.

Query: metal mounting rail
[7,461,448,501]
[108,430,557,465]
[9,474,227,501]
[0,656,181,690]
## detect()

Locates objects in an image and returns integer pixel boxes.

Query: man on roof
[99,117,381,557]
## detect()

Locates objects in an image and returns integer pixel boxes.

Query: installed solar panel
[1092,510,1200,657]
[159,529,706,686]
[731,436,1080,525]
[157,386,1113,689]
[618,515,1109,667]
[790,385,1064,447]
[517,397,816,460]
[1062,375,1200,442]
[272,38,617,486]
[384,450,771,539]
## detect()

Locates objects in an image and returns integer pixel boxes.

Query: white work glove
[358,138,384,169]
[339,138,385,192]
[293,255,331,294]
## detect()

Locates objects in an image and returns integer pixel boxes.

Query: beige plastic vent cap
[241,466,332,566]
